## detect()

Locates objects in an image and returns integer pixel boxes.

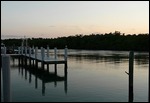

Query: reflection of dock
[18,63,68,95]
[2,46,68,96]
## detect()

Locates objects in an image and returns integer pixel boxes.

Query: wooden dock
[1,46,68,76]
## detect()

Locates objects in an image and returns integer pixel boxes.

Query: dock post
[54,47,57,60]
[64,58,68,94]
[18,54,21,66]
[41,47,45,69]
[64,46,68,61]
[129,51,134,102]
[64,46,68,75]
[46,45,49,71]
[18,47,20,65]
[47,45,49,58]
[29,47,31,57]
[25,47,27,56]
[41,47,43,60]
[35,47,38,67]
[54,47,57,75]
[42,47,45,61]
[32,45,34,54]
[64,63,68,94]
[35,47,38,59]
[21,54,23,66]
[25,47,27,66]
[21,46,23,55]
[2,55,11,102]
[18,47,20,54]
[43,48,45,69]
[4,46,6,54]
[29,47,31,66]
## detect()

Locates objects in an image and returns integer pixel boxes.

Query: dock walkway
[1,46,68,70]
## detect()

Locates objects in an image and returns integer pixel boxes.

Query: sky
[1,1,149,39]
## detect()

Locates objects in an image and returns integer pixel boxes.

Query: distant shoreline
[1,32,149,52]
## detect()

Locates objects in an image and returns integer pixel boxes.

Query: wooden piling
[25,47,27,56]
[47,45,49,58]
[4,46,6,54]
[64,46,68,61]
[32,45,34,54]
[29,47,31,66]
[21,46,23,55]
[35,47,38,59]
[41,47,45,69]
[64,63,68,94]
[35,47,38,67]
[2,55,11,102]
[129,51,134,102]
[18,47,20,54]
[54,47,57,60]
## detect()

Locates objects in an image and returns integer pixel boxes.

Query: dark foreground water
[1,50,149,102]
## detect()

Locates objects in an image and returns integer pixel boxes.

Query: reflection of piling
[64,63,68,94]
[34,70,38,89]
[42,81,45,96]
[129,51,134,102]
[29,70,32,83]
[55,64,57,75]
[2,55,11,102]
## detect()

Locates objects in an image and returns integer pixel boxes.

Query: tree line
[1,31,149,51]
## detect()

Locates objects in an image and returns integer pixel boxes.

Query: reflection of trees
[134,55,149,66]
[67,54,149,65]
[68,54,127,63]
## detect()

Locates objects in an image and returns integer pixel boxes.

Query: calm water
[1,50,149,102]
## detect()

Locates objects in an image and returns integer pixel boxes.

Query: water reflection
[9,50,148,102]
[66,53,149,65]
[18,64,68,96]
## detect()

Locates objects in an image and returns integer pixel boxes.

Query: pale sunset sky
[1,1,149,39]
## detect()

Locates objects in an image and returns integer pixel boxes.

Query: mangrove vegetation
[1,31,149,51]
